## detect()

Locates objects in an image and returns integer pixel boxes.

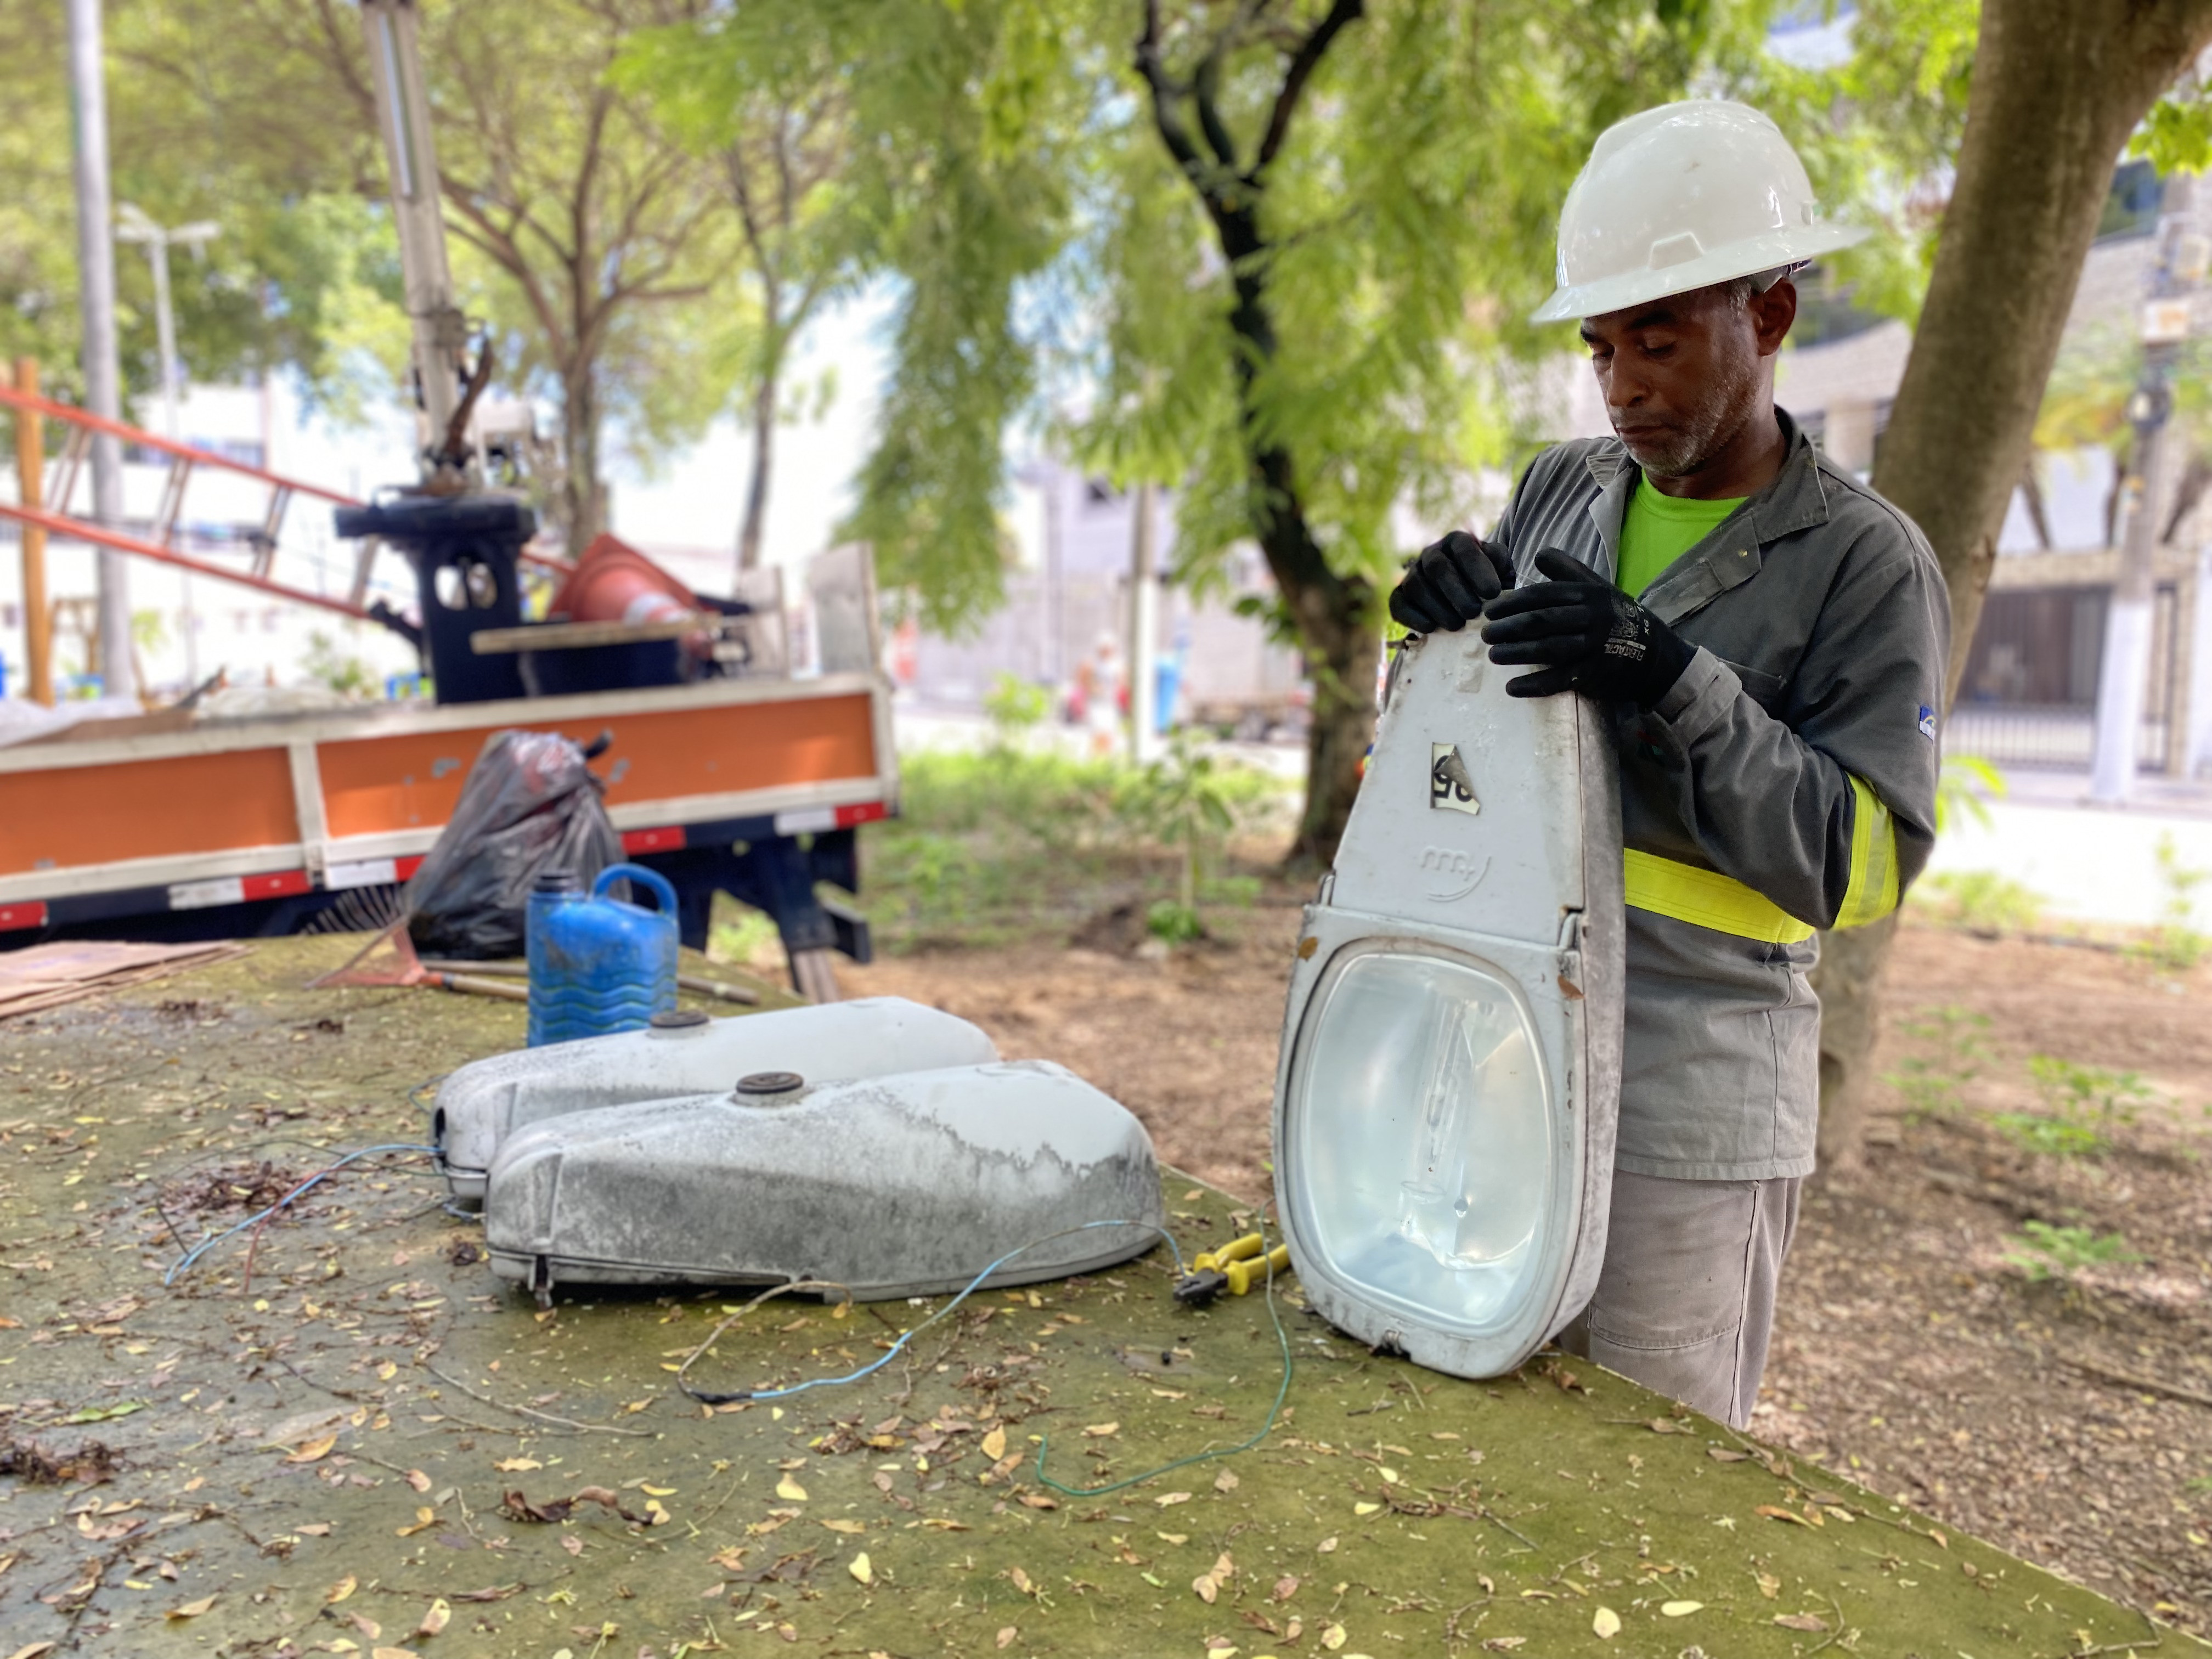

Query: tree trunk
[1812,0,2212,1172]
[561,363,607,551]
[1294,592,1379,865]
[737,359,777,572]
[1136,0,1373,867]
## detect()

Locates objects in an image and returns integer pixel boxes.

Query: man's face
[1579,279,1796,481]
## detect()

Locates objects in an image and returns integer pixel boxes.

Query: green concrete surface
[0,937,2189,1658]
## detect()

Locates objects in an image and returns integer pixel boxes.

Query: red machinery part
[551,534,699,627]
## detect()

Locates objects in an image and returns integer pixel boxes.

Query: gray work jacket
[1490,411,1950,1180]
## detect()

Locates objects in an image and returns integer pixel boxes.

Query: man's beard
[1613,342,1764,480]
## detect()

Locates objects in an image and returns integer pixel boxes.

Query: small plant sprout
[2129,833,2211,973]
[1915,870,2044,935]
[1882,1006,1993,1122]
[2002,1221,2140,1284]
[1993,1056,2159,1158]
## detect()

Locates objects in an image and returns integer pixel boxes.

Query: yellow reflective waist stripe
[1622,776,1899,944]
[1622,850,1816,944]
[1832,774,1900,929]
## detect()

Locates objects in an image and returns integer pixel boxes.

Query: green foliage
[1995,1055,2158,1159]
[1146,899,1206,946]
[1914,870,2044,935]
[1933,753,2005,836]
[1124,733,1244,923]
[982,672,1053,746]
[301,630,379,701]
[2002,1220,2140,1285]
[2133,77,2212,175]
[2129,833,2211,973]
[1882,1004,1990,1121]
[1743,0,1978,328]
[0,3,407,413]
[862,737,1282,947]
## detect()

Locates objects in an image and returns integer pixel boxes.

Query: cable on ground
[163,1143,438,1288]
[673,1217,1297,1494]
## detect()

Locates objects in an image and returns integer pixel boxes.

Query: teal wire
[1032,1223,1295,1498]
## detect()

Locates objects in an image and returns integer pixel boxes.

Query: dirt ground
[845,908,2212,1637]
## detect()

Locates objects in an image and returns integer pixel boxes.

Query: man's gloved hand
[1388,531,1515,635]
[1480,548,1695,707]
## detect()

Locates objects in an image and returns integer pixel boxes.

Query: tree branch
[1252,0,1363,179]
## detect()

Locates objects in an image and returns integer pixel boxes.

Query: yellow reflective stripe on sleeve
[1622,849,1816,944]
[1833,774,1900,930]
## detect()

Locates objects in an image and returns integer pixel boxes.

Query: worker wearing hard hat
[1390,101,1949,1429]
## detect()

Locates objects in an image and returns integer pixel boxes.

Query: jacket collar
[1578,408,1827,625]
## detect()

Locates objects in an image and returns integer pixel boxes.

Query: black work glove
[1480,548,1695,707]
[1388,531,1515,634]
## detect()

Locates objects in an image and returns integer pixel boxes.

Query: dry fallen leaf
[1010,1566,1035,1596]
[1754,1504,1813,1527]
[494,1458,541,1473]
[1774,1612,1829,1632]
[1591,1606,1621,1639]
[1660,1600,1702,1617]
[1214,1470,1239,1493]
[8,1643,58,1659]
[1755,1571,1780,1599]
[1706,1447,1751,1463]
[1082,1423,1119,1438]
[167,1595,217,1621]
[820,1519,866,1535]
[1321,1622,1348,1651]
[285,1435,338,1464]
[561,1535,584,1556]
[1479,1641,1526,1654]
[849,1552,873,1586]
[1155,1491,1192,1508]
[1193,1573,1218,1605]
[981,1428,1008,1462]
[404,1469,432,1493]
[371,1648,421,1659]
[1352,1502,1381,1516]
[775,1476,809,1503]
[1316,1536,1339,1554]
[416,1599,450,1638]
[995,1629,1017,1651]
[1272,1575,1299,1602]
[396,1506,438,1537]
[326,1574,358,1605]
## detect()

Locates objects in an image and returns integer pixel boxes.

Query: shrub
[1914,870,2043,935]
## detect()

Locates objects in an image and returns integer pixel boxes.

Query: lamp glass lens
[1290,949,1550,1332]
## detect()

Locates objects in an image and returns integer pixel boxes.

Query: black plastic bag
[404,729,623,960]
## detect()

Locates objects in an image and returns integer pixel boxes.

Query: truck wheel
[790,946,843,1004]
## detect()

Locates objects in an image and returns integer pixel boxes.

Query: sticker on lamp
[1430,744,1480,814]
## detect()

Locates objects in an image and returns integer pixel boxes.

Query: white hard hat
[1530,99,1866,324]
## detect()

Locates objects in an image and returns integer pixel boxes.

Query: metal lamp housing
[1272,631,1624,1379]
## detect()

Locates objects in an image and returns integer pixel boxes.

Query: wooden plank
[469,616,712,653]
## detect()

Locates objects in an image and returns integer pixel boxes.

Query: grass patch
[859,689,1289,950]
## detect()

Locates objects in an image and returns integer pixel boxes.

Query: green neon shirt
[1617,475,1746,599]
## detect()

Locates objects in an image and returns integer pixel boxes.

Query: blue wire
[709,1220,1187,1404]
[163,1143,438,1287]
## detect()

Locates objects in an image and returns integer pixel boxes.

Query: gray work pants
[1557,1169,1801,1430]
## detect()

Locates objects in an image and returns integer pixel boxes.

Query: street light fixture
[116,202,219,684]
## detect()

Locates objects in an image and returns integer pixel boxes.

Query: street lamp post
[116,204,218,688]
[2089,174,2207,803]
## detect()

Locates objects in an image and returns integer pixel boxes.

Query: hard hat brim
[1529,223,1870,325]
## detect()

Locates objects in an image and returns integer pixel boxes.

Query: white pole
[137,215,197,685]
[360,0,467,481]
[66,0,136,703]
[1128,481,1160,764]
